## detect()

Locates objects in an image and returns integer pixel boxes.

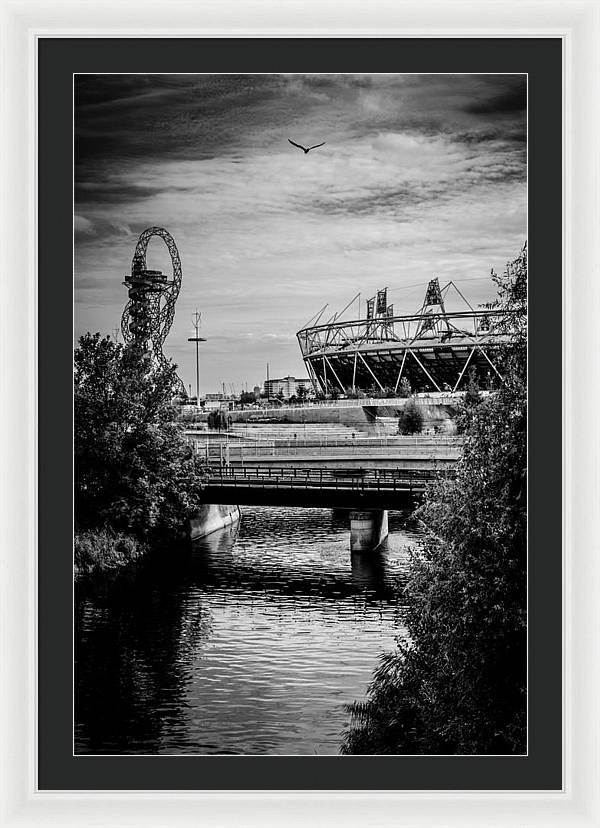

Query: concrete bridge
[201,465,454,551]
[191,431,460,554]
[203,465,445,509]
[204,466,452,552]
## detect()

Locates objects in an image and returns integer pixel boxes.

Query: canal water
[75,506,421,755]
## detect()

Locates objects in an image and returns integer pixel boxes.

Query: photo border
[1,1,598,825]
[49,37,558,790]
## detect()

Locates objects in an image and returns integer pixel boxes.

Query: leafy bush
[397,400,424,435]
[239,390,256,406]
[74,528,146,578]
[398,377,412,398]
[465,368,482,405]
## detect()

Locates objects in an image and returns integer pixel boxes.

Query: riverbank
[74,528,147,579]
[75,504,242,579]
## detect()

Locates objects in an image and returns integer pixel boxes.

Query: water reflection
[350,548,387,591]
[75,506,420,755]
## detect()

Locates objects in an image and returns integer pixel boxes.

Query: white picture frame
[1,0,598,825]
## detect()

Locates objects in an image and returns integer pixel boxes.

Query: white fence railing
[186,433,462,448]
[228,392,493,413]
[191,442,462,461]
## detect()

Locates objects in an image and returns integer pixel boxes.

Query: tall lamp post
[187,310,206,408]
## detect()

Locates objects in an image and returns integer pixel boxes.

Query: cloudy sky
[74,74,526,394]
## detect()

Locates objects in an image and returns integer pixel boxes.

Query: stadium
[296,278,514,395]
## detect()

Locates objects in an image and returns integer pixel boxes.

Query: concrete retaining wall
[228,406,370,426]
[366,403,460,434]
[190,503,241,540]
[225,401,460,433]
[183,399,461,434]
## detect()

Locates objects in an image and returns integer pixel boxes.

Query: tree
[398,377,412,398]
[397,399,424,435]
[74,334,205,543]
[239,390,255,407]
[455,368,483,435]
[463,367,482,408]
[342,244,527,755]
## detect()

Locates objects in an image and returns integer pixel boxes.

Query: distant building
[203,391,236,410]
[179,402,200,414]
[264,376,312,399]
[203,399,222,411]
[253,386,261,399]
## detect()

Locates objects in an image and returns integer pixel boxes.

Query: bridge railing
[187,429,462,443]
[232,393,480,413]
[207,465,454,482]
[203,465,455,496]
[225,433,462,445]
[188,434,463,451]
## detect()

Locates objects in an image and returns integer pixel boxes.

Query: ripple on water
[75,506,421,755]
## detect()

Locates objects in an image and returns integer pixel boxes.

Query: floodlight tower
[187,310,206,407]
[415,277,452,338]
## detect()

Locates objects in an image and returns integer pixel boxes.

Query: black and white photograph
[74,73,527,757]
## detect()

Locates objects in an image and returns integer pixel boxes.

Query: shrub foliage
[74,528,146,578]
[397,399,424,435]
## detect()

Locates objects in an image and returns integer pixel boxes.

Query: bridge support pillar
[349,510,388,553]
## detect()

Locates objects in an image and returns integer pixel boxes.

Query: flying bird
[288,138,326,154]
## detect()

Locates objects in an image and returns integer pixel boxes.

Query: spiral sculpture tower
[121,226,184,390]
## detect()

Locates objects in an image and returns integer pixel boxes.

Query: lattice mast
[415,277,452,338]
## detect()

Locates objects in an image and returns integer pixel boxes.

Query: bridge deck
[203,466,452,509]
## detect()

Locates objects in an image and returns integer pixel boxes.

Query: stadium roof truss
[296,279,515,395]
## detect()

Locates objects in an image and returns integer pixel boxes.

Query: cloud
[464,78,526,115]
[74,215,136,244]
[74,214,95,235]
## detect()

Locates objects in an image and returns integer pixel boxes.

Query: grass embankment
[74,528,147,580]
